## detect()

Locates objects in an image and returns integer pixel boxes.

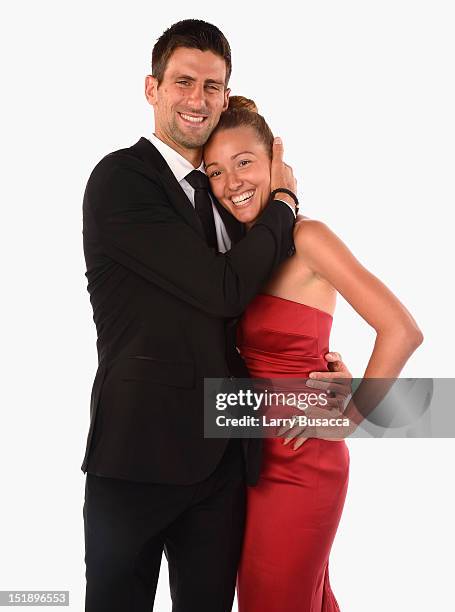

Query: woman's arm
[294,219,423,378]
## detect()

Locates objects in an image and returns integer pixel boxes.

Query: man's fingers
[325,352,342,362]
[272,137,284,163]
[308,371,351,381]
[329,360,348,372]
[324,397,345,408]
[324,352,353,376]
[306,377,352,402]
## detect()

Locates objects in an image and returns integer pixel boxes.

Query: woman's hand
[279,403,358,450]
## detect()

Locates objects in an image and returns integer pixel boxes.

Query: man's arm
[84,154,295,318]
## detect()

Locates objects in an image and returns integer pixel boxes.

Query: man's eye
[177,81,190,86]
[206,85,221,91]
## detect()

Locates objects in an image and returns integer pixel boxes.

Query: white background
[1,1,454,610]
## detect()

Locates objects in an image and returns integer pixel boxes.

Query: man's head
[145,20,232,161]
[152,20,232,86]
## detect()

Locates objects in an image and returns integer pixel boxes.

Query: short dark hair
[152,19,232,85]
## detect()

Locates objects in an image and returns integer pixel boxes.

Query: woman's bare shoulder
[294,216,333,251]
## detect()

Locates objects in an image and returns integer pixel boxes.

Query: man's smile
[178,112,208,126]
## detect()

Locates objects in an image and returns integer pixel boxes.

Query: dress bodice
[237,293,333,378]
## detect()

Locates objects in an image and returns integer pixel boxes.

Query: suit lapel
[131,137,246,247]
[131,137,206,239]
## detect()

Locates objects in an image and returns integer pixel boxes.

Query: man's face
[145,48,230,156]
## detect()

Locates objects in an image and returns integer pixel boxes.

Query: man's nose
[187,84,206,109]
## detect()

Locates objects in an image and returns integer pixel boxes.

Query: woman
[203,97,423,612]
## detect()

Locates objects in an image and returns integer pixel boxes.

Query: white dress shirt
[148,134,232,253]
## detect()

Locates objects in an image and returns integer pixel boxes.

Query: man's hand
[324,351,351,376]
[277,351,355,449]
[307,352,352,409]
[306,351,353,415]
[270,137,297,210]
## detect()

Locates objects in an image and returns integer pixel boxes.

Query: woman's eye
[209,170,221,178]
[239,160,251,167]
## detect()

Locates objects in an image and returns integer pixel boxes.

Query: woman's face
[204,126,271,226]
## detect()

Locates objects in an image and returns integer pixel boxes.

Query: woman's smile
[230,189,256,208]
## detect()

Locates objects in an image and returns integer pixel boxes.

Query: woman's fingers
[282,425,307,444]
[293,437,309,450]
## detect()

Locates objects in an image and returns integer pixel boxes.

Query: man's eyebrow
[174,75,224,86]
[205,152,256,171]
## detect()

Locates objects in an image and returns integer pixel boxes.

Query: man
[82,19,348,612]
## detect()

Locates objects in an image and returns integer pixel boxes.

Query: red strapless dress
[236,294,350,612]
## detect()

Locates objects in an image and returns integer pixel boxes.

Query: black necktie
[185,170,218,250]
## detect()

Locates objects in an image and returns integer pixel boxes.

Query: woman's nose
[227,173,243,192]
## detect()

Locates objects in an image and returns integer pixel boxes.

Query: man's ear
[222,88,231,112]
[145,75,158,106]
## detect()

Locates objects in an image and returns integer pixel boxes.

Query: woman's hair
[212,96,274,158]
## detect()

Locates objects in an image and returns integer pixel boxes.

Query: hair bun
[228,95,258,113]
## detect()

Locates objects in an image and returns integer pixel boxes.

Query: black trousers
[83,440,246,612]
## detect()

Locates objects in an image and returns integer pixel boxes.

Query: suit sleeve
[85,154,295,318]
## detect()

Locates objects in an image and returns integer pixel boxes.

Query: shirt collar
[148,133,205,183]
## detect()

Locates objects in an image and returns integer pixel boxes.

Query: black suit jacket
[81,137,295,484]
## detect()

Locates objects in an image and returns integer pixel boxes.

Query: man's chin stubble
[180,134,212,149]
[172,123,213,149]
